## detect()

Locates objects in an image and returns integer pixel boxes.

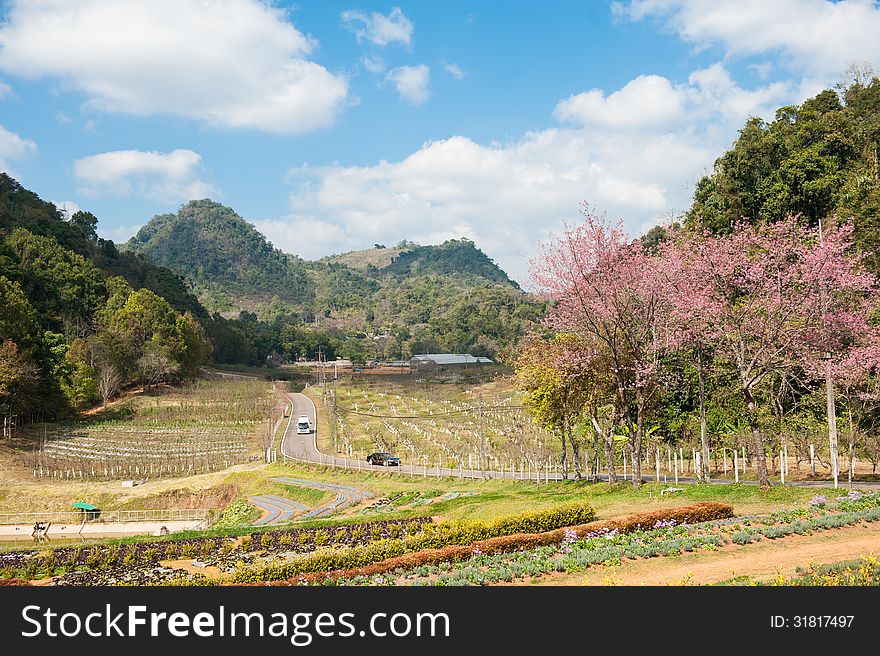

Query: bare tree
[137,350,180,390]
[98,364,122,407]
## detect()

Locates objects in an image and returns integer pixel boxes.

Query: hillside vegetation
[0,174,212,422]
[127,200,314,311]
[127,203,543,362]
[688,78,880,270]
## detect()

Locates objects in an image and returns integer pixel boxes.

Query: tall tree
[666,218,876,487]
[531,207,668,488]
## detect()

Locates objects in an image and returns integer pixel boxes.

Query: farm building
[409,353,493,374]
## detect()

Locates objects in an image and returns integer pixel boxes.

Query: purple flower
[653,518,678,529]
[472,546,483,556]
[810,494,826,507]
[561,528,579,546]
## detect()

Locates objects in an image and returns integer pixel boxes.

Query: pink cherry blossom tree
[530,206,668,488]
[666,217,876,487]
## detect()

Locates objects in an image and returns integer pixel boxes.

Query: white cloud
[361,54,386,74]
[385,64,430,105]
[443,62,466,80]
[613,0,880,79]
[55,111,71,124]
[0,80,11,99]
[341,7,413,46]
[73,149,219,204]
[556,65,791,131]
[53,200,80,218]
[555,75,685,129]
[0,0,348,134]
[98,223,143,244]
[260,63,799,282]
[0,123,36,172]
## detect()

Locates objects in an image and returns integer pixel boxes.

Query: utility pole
[820,219,839,489]
[478,395,486,480]
[318,346,327,402]
[332,373,338,454]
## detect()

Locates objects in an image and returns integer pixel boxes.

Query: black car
[366,452,401,466]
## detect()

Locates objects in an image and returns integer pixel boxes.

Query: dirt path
[531,522,880,586]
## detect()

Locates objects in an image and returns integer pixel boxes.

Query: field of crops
[316,376,879,483]
[320,378,560,471]
[31,380,279,480]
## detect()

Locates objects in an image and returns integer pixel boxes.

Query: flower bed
[0,517,434,582]
[245,502,731,585]
[234,501,599,583]
[322,495,880,587]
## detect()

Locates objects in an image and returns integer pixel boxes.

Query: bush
[235,502,604,583]
[244,502,732,586]
[214,500,257,528]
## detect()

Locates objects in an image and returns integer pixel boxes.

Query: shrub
[235,501,607,583]
[214,500,257,528]
[249,502,731,586]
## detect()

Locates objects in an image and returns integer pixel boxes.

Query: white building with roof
[409,353,493,373]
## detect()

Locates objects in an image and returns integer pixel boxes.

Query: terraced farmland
[31,380,278,480]
[319,378,560,471]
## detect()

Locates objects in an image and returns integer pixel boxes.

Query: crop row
[0,517,434,581]
[332,494,880,586]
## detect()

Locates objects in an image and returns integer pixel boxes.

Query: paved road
[280,392,880,491]
[249,495,309,525]
[270,477,372,519]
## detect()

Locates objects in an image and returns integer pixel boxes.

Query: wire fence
[0,508,213,526]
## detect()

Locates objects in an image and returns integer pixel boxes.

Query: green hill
[324,238,518,288]
[687,77,880,271]
[0,174,213,420]
[127,200,314,311]
[125,202,541,361]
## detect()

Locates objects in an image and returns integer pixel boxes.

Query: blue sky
[2,0,880,283]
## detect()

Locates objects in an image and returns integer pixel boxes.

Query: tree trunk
[568,424,583,480]
[632,388,644,489]
[592,413,616,484]
[698,346,710,482]
[590,430,600,482]
[559,425,568,481]
[826,360,839,488]
[744,387,770,487]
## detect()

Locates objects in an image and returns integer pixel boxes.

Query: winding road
[279,391,880,490]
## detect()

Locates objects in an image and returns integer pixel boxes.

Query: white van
[296,415,311,434]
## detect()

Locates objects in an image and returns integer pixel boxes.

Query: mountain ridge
[126,200,521,316]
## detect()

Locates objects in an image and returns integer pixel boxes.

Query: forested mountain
[325,238,518,287]
[687,77,880,270]
[127,200,314,311]
[127,204,542,363]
